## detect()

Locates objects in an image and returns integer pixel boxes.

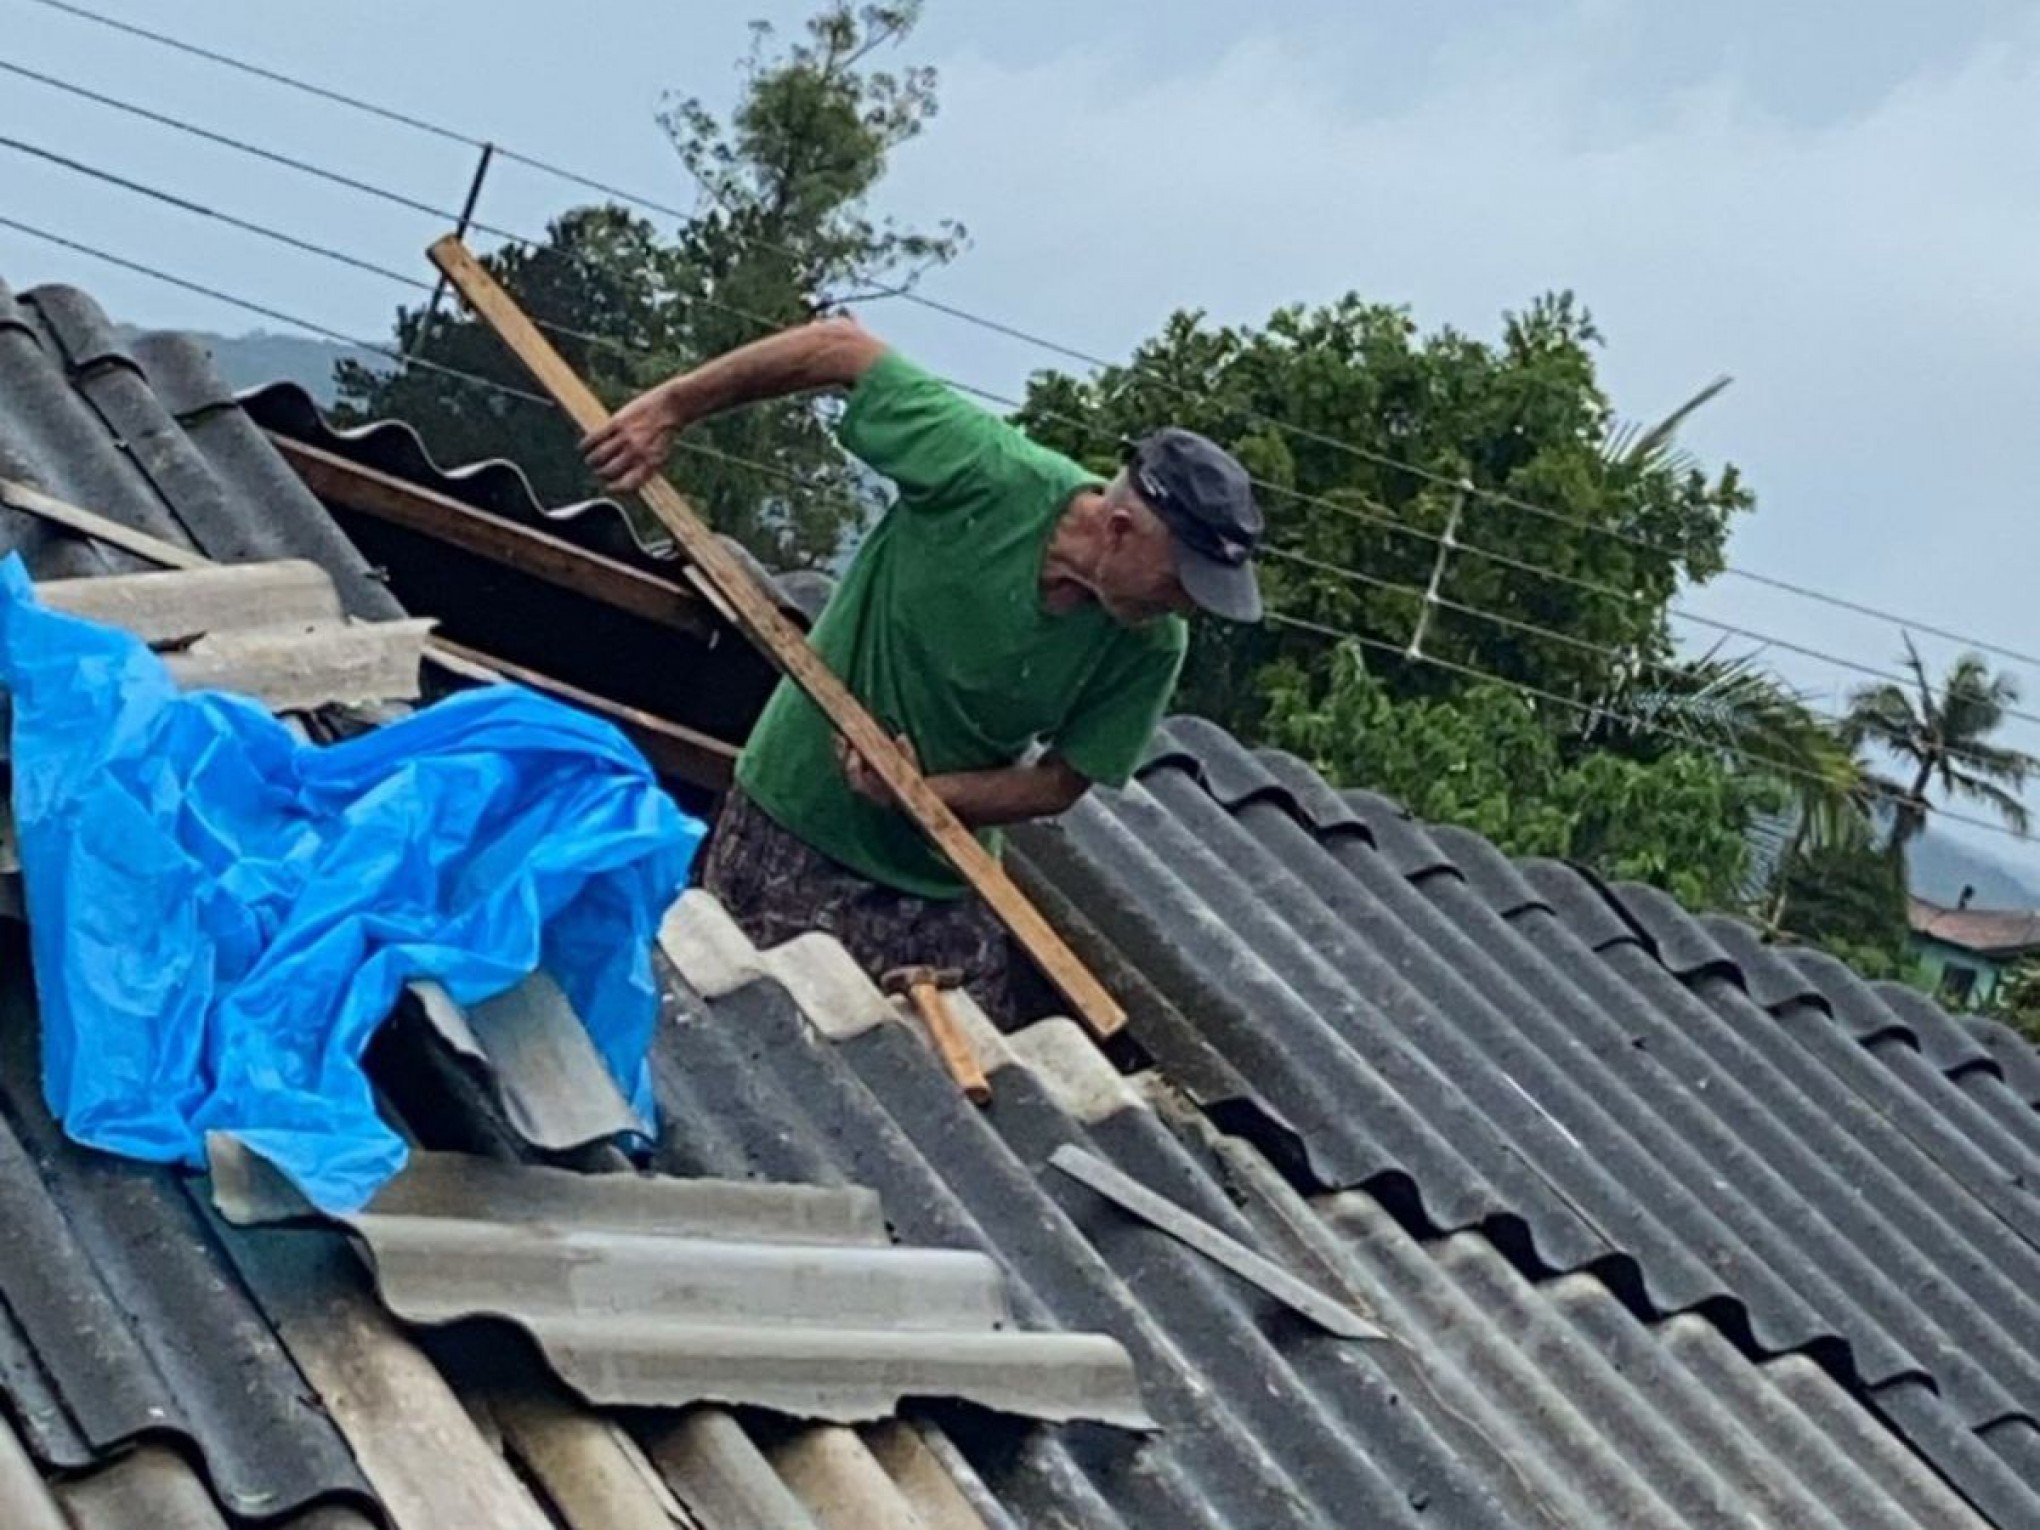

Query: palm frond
[1901,634,1937,732]
[1603,374,1733,472]
[1940,652,2019,743]
[1626,647,1869,852]
[1841,682,1917,754]
[1944,771,2034,836]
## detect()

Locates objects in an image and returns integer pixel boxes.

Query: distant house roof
[1909,896,2040,958]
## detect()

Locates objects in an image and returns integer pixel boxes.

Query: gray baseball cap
[1127,428,1265,622]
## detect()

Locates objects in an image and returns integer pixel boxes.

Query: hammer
[880,965,993,1106]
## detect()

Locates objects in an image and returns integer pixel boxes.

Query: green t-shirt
[735,351,1187,899]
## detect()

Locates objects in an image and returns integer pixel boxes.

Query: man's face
[1094,502,1196,626]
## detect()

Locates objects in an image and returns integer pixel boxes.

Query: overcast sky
[6,0,2040,872]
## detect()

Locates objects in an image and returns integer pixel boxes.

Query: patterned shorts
[693,788,1020,1022]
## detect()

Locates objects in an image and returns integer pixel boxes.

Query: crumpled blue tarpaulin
[0,553,701,1210]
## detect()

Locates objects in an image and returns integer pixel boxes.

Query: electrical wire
[2,210,2028,846]
[11,130,2040,762]
[0,122,800,384]
[1263,610,2034,845]
[9,129,2038,764]
[20,0,480,146]
[17,1,2038,674]
[11,37,2038,686]
[0,212,553,404]
[1261,546,2035,773]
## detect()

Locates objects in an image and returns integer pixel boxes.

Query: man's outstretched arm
[923,756,1091,828]
[582,319,888,493]
[837,736,1091,829]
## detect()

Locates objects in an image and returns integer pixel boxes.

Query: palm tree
[1843,637,2036,852]
[1602,647,1875,922]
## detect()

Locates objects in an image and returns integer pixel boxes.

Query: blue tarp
[0,554,701,1210]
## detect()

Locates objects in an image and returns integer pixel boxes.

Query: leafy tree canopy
[338,2,959,570]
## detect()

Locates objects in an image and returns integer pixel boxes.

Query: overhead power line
[9,129,2040,760]
[20,0,479,147]
[1261,546,2033,774]
[11,126,2040,764]
[1,211,2030,848]
[0,57,461,221]
[17,0,2040,676]
[1264,611,2034,847]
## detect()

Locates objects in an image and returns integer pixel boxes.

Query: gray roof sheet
[9,272,2040,1528]
[0,926,377,1523]
[651,891,1988,1530]
[211,1138,1148,1427]
[1010,713,2040,1527]
[0,281,398,617]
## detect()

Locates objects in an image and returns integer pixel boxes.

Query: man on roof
[583,319,1263,1019]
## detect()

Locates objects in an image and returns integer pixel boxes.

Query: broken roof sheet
[240,378,836,622]
[1010,714,2040,1528]
[211,1137,1148,1428]
[241,378,811,750]
[0,284,1040,1530]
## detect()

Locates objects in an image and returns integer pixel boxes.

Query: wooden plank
[38,560,344,641]
[0,476,210,570]
[426,639,738,790]
[269,434,715,641]
[429,235,1126,1039]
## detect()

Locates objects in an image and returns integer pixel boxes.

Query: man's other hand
[582,385,685,494]
[838,731,919,808]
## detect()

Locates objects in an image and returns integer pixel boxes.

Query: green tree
[1843,638,2036,852]
[1266,644,1786,909]
[1600,649,1870,862]
[1016,294,1752,735]
[337,2,960,570]
[1986,957,2040,1044]
[1771,836,1914,979]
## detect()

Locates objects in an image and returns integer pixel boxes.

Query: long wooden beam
[428,236,1127,1039]
[268,434,715,641]
[0,476,209,570]
[425,639,737,790]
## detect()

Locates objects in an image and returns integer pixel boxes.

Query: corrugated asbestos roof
[0,289,1068,1529]
[1009,714,2040,1528]
[0,281,397,615]
[8,271,2040,1527]
[651,892,1990,1530]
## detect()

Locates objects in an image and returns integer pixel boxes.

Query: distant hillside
[1908,824,2040,909]
[118,325,388,409]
